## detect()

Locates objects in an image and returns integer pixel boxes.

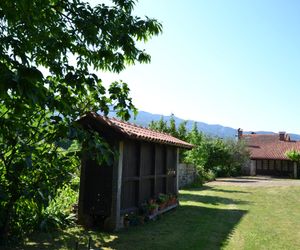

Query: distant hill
[126,111,236,138]
[109,110,300,140]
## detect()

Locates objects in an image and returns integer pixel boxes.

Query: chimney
[237,128,243,140]
[279,131,286,141]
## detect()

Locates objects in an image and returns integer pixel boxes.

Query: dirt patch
[208,176,300,187]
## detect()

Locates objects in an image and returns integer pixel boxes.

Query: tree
[190,122,199,136]
[286,150,300,178]
[0,0,162,238]
[149,116,169,133]
[168,114,178,138]
[148,118,250,181]
[203,138,249,176]
[184,123,207,167]
[149,114,187,139]
[285,150,300,162]
[177,121,187,141]
[184,122,250,179]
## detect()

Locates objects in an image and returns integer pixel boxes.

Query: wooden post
[164,146,167,193]
[109,141,124,230]
[138,142,143,204]
[176,148,179,194]
[154,145,157,195]
[293,162,297,179]
[78,154,87,225]
[250,160,256,176]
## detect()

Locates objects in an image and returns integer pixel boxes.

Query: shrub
[8,198,40,240]
[196,166,216,185]
[40,184,78,232]
[148,117,250,181]
[286,150,300,162]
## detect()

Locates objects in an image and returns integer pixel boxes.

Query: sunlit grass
[5,182,300,249]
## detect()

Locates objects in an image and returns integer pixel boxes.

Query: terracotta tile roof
[241,134,300,160]
[84,112,193,149]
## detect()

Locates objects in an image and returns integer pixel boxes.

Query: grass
[5,181,300,249]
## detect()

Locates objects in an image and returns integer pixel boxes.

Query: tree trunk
[0,198,16,240]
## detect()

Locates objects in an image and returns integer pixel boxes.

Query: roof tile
[242,134,300,160]
[86,112,193,149]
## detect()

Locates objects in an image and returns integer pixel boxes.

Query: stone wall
[241,159,251,175]
[178,163,197,188]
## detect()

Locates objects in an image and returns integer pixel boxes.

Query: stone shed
[78,112,193,230]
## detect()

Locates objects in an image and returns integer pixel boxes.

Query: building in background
[238,129,300,177]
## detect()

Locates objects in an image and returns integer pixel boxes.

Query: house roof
[82,112,193,149]
[241,134,300,160]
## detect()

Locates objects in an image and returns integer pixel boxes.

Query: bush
[186,136,249,178]
[1,183,79,242]
[9,198,40,240]
[40,183,78,232]
[213,164,241,177]
[148,117,250,180]
[196,166,216,185]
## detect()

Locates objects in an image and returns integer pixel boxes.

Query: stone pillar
[108,141,124,231]
[294,162,297,179]
[250,160,256,176]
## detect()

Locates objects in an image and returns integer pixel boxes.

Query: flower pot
[138,216,145,225]
[124,219,130,228]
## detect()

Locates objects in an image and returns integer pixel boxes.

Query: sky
[89,0,300,134]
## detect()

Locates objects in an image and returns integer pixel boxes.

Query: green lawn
[7,182,300,250]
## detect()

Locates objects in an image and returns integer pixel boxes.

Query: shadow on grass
[212,176,291,183]
[188,185,250,194]
[235,176,292,180]
[3,228,113,250]
[214,179,258,183]
[180,193,250,206]
[208,187,250,194]
[6,191,248,250]
[105,205,247,250]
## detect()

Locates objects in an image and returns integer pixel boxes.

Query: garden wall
[178,163,197,188]
[241,159,251,175]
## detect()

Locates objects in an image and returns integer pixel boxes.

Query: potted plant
[167,194,178,206]
[138,215,145,225]
[157,193,168,210]
[148,202,158,215]
[124,214,130,228]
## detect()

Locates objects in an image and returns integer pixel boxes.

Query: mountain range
[110,110,300,141]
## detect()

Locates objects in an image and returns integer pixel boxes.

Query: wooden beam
[109,140,124,231]
[164,146,167,194]
[138,142,142,204]
[78,154,87,225]
[153,145,156,196]
[294,162,297,179]
[176,148,179,194]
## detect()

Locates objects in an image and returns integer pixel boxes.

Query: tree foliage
[185,128,249,178]
[0,0,162,239]
[149,116,169,134]
[285,150,300,162]
[149,114,187,140]
[148,117,250,180]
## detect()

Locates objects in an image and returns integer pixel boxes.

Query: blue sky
[90,0,300,134]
